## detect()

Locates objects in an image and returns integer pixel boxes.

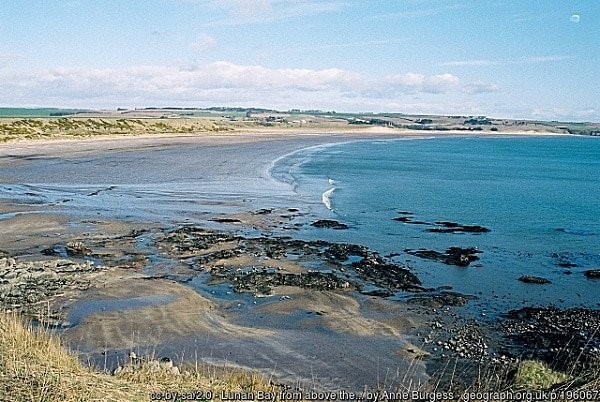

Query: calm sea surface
[273,136,600,313]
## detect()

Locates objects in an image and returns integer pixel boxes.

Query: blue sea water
[273,136,600,313]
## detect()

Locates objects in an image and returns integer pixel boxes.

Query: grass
[2,308,600,401]
[0,311,278,402]
[514,360,571,390]
[0,118,239,142]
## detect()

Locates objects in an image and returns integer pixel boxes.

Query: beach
[1,129,599,392]
[0,129,434,391]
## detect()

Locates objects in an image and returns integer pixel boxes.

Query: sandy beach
[0,129,438,391]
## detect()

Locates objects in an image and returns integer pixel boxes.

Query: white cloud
[525,55,575,63]
[371,4,465,19]
[441,55,575,67]
[0,52,19,68]
[530,107,597,121]
[387,73,460,94]
[213,0,273,18]
[464,81,501,94]
[0,62,358,105]
[5,62,594,121]
[0,62,505,116]
[193,33,216,53]
[309,38,408,50]
[441,59,496,67]
[0,62,469,102]
[169,0,344,25]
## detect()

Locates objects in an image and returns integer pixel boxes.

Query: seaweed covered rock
[310,220,348,230]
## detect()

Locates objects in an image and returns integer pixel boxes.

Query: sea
[272,135,600,314]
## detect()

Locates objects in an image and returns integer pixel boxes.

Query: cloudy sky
[1,0,598,121]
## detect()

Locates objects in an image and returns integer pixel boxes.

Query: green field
[0,108,87,117]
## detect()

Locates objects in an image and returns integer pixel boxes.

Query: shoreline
[0,125,581,151]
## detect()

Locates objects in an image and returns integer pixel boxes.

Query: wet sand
[0,130,437,391]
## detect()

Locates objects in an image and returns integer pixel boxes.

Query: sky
[0,0,598,121]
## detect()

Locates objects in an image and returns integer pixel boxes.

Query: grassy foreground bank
[2,309,600,401]
[0,312,276,402]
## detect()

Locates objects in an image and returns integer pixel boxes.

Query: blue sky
[1,0,598,121]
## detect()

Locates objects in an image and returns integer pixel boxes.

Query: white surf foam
[322,187,335,210]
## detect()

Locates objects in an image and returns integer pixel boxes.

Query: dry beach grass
[0,311,278,402]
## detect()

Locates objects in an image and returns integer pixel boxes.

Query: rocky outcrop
[323,243,369,262]
[351,254,423,292]
[392,214,490,234]
[405,247,481,267]
[584,269,600,279]
[407,291,476,308]
[310,219,349,230]
[502,307,600,373]
[210,266,352,295]
[65,241,92,256]
[0,257,100,318]
[427,221,490,234]
[210,217,243,223]
[159,227,423,297]
[518,275,551,284]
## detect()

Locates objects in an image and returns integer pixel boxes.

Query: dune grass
[0,311,277,402]
[514,360,572,390]
[0,118,237,142]
[2,309,599,401]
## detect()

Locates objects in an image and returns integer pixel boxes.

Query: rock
[0,257,99,317]
[310,219,348,230]
[405,247,481,267]
[323,243,368,262]
[210,217,242,223]
[551,252,578,268]
[428,221,491,234]
[351,255,423,292]
[584,269,600,279]
[252,208,273,215]
[391,216,490,234]
[503,307,600,373]
[161,226,423,299]
[392,216,429,225]
[159,357,173,369]
[360,288,394,297]
[212,267,353,294]
[407,291,476,308]
[518,275,551,284]
[65,241,92,256]
[41,246,62,256]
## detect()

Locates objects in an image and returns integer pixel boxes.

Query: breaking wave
[322,187,335,210]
